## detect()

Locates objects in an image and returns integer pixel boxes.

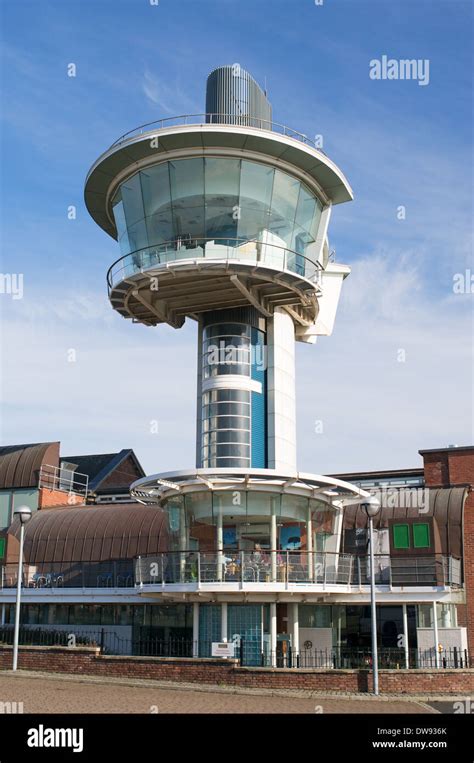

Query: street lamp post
[12,506,32,671]
[361,497,381,696]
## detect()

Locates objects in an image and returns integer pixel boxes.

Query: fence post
[239,637,244,666]
[100,628,105,655]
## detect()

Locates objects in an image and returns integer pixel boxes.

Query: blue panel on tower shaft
[251,326,267,468]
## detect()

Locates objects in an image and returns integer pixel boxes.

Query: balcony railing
[38,464,89,497]
[109,113,322,151]
[134,551,462,588]
[0,560,134,589]
[0,553,462,590]
[107,239,322,292]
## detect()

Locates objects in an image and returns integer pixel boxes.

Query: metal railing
[0,553,462,590]
[110,113,322,151]
[0,627,470,670]
[0,626,211,658]
[134,551,462,588]
[261,646,472,670]
[107,238,322,292]
[38,464,89,497]
[0,560,135,589]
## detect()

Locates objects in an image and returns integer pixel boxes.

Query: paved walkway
[0,671,439,714]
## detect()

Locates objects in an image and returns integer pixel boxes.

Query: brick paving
[0,672,436,714]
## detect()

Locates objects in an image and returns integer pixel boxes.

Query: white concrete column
[307,503,313,581]
[179,507,187,582]
[196,321,203,467]
[270,602,277,667]
[433,601,440,668]
[292,602,299,664]
[216,500,223,582]
[192,602,199,657]
[402,604,409,669]
[267,308,297,472]
[271,498,277,582]
[221,601,228,642]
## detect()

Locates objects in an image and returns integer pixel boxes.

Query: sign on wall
[211,642,235,657]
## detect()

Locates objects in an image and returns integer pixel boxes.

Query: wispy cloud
[142,68,199,114]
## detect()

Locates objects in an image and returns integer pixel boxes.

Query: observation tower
[85,65,367,662]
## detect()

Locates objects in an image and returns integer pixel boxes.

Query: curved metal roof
[342,486,467,557]
[8,503,168,563]
[0,442,59,490]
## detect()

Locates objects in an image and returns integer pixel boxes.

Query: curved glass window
[203,389,250,405]
[112,158,324,265]
[200,321,265,469]
[202,402,250,417]
[202,324,254,379]
[203,430,250,444]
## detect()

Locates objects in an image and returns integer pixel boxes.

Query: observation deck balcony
[107,238,322,327]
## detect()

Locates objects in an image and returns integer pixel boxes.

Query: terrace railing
[38,464,89,497]
[134,551,463,588]
[0,553,462,590]
[0,560,134,589]
[109,113,323,151]
[107,239,323,292]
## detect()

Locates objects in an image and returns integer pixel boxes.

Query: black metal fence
[0,627,470,669]
[258,646,472,670]
[0,626,213,658]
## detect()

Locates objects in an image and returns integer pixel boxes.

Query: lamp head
[14,505,32,525]
[360,496,381,518]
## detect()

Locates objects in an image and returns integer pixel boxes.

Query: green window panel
[0,537,5,558]
[0,492,11,529]
[393,523,410,549]
[413,523,430,548]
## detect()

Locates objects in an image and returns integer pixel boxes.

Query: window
[112,158,325,268]
[300,605,332,628]
[393,524,410,549]
[413,523,430,548]
[0,537,5,558]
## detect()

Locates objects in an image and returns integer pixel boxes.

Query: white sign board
[211,641,235,657]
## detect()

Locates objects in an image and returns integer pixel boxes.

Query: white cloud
[295,251,473,474]
[1,253,472,477]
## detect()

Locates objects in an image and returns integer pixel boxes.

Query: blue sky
[0,0,472,475]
